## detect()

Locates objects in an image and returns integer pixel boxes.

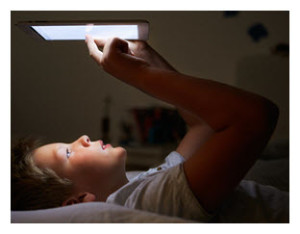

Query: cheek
[68,147,126,171]
[69,151,112,171]
[66,157,106,181]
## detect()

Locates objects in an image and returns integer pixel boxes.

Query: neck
[95,174,129,202]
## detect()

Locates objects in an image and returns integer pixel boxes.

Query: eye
[66,148,72,158]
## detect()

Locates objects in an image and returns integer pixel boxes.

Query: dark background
[11,11,289,151]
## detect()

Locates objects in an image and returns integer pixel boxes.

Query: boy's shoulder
[107,152,212,222]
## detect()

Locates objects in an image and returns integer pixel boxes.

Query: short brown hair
[11,137,74,211]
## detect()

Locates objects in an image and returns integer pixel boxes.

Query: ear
[62,192,96,206]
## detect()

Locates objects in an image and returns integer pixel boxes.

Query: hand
[125,40,176,72]
[85,35,176,83]
[85,35,148,83]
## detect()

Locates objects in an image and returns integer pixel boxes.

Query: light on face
[31,24,139,41]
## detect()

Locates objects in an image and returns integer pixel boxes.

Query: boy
[12,36,286,222]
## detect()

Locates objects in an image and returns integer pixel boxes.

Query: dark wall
[11,11,289,144]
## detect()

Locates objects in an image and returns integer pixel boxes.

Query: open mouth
[99,140,110,150]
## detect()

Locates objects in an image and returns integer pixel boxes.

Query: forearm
[135,67,276,133]
[86,36,277,133]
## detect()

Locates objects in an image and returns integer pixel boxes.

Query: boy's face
[33,135,127,194]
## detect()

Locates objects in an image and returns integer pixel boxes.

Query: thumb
[94,37,133,55]
[106,37,134,56]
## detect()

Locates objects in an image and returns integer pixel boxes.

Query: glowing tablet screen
[31,24,139,40]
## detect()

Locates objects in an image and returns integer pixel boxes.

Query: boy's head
[11,135,128,211]
[11,137,73,210]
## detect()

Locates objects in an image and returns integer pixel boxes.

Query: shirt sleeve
[157,151,186,169]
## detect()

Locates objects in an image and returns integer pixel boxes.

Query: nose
[75,135,91,147]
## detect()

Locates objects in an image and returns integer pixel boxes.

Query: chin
[115,146,127,159]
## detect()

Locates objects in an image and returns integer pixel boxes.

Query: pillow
[11,202,190,223]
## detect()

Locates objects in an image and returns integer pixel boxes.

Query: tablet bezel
[16,20,149,41]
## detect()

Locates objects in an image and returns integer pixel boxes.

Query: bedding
[11,201,190,223]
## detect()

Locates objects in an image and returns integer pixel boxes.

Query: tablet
[16,20,149,41]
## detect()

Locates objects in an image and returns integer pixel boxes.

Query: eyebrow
[56,143,70,159]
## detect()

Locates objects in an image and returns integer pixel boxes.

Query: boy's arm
[86,37,279,212]
[85,36,215,159]
[176,108,214,160]
[138,66,278,212]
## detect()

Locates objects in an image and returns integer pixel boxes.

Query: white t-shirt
[106,151,212,222]
[106,151,289,223]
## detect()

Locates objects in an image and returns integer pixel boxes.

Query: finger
[110,38,134,56]
[93,38,108,48]
[85,35,103,64]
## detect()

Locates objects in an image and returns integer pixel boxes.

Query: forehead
[33,143,61,168]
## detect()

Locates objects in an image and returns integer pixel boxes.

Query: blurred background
[11,11,289,170]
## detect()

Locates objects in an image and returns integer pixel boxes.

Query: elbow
[267,99,279,125]
[259,98,279,132]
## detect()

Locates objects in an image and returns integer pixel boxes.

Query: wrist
[138,66,179,92]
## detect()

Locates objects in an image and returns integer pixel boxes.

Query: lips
[99,140,111,150]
